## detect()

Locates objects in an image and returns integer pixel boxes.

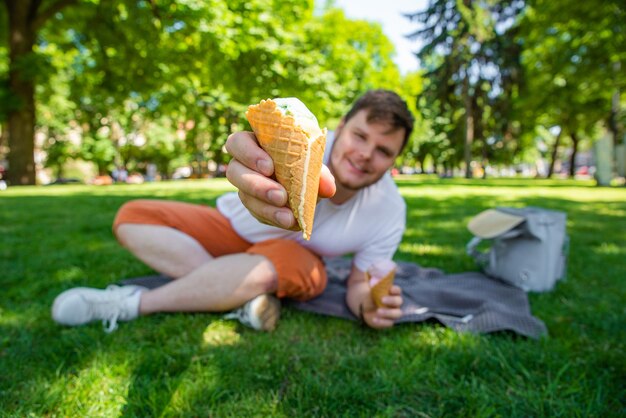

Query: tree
[2,0,78,185]
[406,0,525,177]
[43,135,74,179]
[3,0,409,183]
[520,0,625,177]
[304,6,403,124]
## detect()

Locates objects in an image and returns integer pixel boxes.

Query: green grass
[1,177,624,417]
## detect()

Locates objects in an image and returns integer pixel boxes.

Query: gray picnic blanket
[121,257,547,339]
[291,257,547,339]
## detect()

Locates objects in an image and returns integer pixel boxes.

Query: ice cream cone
[246,98,326,240]
[368,268,396,308]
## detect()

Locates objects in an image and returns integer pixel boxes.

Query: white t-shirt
[216,132,406,272]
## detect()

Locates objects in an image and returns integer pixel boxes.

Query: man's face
[329,109,405,192]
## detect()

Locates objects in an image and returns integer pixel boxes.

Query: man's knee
[114,223,162,248]
[114,199,153,225]
[246,254,279,294]
[247,239,327,301]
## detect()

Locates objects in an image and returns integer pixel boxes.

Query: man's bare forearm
[346,280,374,320]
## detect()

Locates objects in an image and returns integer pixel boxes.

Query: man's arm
[225,131,335,229]
[345,264,403,329]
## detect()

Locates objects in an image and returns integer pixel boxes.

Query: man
[52,89,414,332]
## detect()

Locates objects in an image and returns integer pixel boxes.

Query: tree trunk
[56,164,64,180]
[463,75,474,179]
[609,61,621,147]
[0,121,6,154]
[547,129,562,178]
[4,0,77,185]
[568,132,579,178]
[6,0,37,185]
[418,155,426,174]
[481,140,488,179]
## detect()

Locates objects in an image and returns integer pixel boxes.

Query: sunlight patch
[0,310,20,327]
[53,266,86,282]
[202,321,241,347]
[594,242,622,256]
[54,360,130,417]
[399,242,455,256]
[593,207,626,217]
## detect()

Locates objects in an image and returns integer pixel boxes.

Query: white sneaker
[224,294,281,331]
[52,285,146,333]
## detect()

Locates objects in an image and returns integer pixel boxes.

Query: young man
[52,89,414,332]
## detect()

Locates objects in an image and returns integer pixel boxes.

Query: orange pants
[113,199,327,301]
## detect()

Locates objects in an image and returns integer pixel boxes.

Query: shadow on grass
[113,309,623,416]
[118,320,199,417]
[399,193,625,272]
[2,304,623,416]
[1,181,624,416]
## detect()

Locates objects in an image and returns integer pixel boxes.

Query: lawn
[1,177,624,417]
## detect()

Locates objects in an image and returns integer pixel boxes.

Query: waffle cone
[246,99,326,240]
[368,268,396,308]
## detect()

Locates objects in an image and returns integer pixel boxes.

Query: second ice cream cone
[368,268,396,308]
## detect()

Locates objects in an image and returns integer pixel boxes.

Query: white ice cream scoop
[368,259,397,286]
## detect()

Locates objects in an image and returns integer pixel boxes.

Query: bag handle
[466,229,524,271]
[466,236,490,267]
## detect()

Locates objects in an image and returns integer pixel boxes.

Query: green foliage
[406,0,526,173]
[13,0,412,179]
[80,132,116,175]
[43,136,76,179]
[3,0,624,181]
[396,71,428,166]
[0,178,624,416]
[131,119,186,178]
[304,6,402,113]
[405,0,625,177]
[520,0,625,138]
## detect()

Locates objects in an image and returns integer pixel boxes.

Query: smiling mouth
[347,159,367,174]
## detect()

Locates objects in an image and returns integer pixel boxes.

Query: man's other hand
[363,285,403,329]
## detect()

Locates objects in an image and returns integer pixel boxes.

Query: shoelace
[223,304,252,326]
[90,285,129,333]
[103,314,120,333]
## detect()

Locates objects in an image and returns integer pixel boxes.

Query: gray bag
[466,207,569,292]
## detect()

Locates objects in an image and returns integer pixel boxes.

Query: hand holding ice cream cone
[352,259,402,329]
[367,259,397,308]
[245,98,327,240]
[224,131,335,232]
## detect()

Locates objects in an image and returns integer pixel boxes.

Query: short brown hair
[344,89,414,152]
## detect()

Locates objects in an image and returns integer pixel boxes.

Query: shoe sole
[254,294,281,331]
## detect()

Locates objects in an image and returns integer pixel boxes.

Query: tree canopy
[0,0,421,183]
[1,0,624,184]
[406,0,624,178]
